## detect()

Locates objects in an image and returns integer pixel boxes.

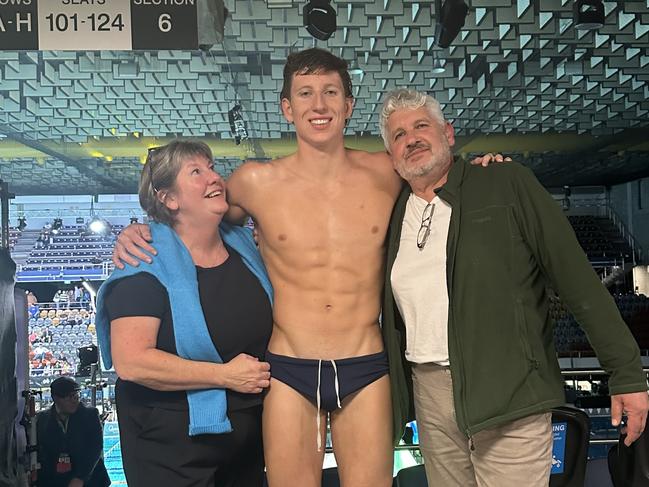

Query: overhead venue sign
[0,0,198,50]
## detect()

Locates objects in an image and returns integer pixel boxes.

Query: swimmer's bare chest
[253,172,397,356]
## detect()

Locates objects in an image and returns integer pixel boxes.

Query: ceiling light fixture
[85,198,112,236]
[88,217,111,235]
[434,0,468,48]
[303,0,336,41]
[574,0,604,30]
[348,59,363,76]
[432,53,446,74]
[228,104,249,145]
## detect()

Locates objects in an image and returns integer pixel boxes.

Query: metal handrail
[16,262,111,281]
[560,199,644,265]
[605,204,644,264]
[561,368,649,376]
[590,439,619,445]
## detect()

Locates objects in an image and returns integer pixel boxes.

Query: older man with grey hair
[379,88,649,486]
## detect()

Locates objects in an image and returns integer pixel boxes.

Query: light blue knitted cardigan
[95,221,273,436]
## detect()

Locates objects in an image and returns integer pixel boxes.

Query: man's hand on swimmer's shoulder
[470,153,512,167]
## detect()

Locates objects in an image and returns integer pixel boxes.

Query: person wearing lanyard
[36,376,110,487]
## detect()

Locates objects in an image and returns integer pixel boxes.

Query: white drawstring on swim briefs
[316,359,342,451]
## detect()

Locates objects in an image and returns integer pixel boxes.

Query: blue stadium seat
[550,407,590,487]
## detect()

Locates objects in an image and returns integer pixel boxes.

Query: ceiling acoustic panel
[0,0,648,194]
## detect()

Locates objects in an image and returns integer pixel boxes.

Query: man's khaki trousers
[412,362,553,487]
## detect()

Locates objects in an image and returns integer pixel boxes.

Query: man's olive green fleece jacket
[382,158,648,445]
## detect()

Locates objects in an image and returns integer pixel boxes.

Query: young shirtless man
[113,48,500,487]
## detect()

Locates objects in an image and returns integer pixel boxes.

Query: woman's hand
[224,353,271,394]
[112,316,270,392]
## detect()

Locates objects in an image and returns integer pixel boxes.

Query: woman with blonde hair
[95,140,273,487]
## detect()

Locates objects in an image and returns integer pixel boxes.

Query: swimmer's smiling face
[281,71,353,147]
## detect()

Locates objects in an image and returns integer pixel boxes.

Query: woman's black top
[104,245,273,412]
